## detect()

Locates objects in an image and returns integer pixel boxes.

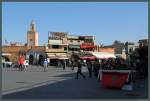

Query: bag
[122,83,133,91]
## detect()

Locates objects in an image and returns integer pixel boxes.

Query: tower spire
[30,20,36,31]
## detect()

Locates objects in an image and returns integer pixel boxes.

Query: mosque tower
[27,20,38,47]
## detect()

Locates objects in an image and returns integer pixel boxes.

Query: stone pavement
[2,65,78,95]
[2,65,148,99]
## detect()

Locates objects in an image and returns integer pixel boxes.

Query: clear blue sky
[2,2,148,46]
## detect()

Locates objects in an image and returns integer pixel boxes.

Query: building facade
[46,32,69,65]
[26,47,47,65]
[2,46,46,64]
[96,45,115,54]
[79,36,96,51]
[67,35,80,52]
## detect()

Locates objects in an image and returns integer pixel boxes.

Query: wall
[35,32,39,46]
[2,46,45,62]
[97,47,115,54]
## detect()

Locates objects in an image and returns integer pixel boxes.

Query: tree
[138,46,148,60]
[113,40,121,45]
[24,43,27,46]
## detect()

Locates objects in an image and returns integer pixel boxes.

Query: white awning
[90,52,116,59]
[2,53,12,56]
[47,53,68,59]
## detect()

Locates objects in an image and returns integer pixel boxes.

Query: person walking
[75,60,86,79]
[72,60,76,71]
[43,59,48,72]
[93,59,100,77]
[57,60,61,68]
[23,60,28,72]
[61,59,66,70]
[18,55,25,71]
[86,59,92,78]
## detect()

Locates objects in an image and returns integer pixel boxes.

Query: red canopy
[80,56,96,60]
[80,45,96,48]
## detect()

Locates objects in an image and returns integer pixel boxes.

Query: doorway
[29,55,34,65]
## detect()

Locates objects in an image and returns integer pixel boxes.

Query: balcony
[45,48,68,53]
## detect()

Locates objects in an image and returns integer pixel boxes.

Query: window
[64,47,67,50]
[52,45,59,49]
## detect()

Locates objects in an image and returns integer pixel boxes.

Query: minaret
[30,20,36,31]
[27,20,38,47]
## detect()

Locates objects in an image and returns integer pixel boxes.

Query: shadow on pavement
[2,71,148,99]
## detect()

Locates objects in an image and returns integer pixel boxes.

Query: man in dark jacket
[75,60,86,79]
[61,60,66,70]
[86,59,92,78]
[93,59,100,77]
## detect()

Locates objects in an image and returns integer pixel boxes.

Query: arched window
[129,48,133,53]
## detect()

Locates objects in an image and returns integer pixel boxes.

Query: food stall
[80,56,96,60]
[78,52,96,66]
[98,57,135,89]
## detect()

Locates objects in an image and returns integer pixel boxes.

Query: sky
[2,2,148,46]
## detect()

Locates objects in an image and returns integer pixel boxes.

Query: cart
[99,70,135,88]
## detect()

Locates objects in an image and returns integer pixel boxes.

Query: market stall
[80,56,96,60]
[99,70,133,88]
[98,57,136,89]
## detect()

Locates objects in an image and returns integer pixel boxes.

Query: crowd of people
[16,54,147,81]
[70,56,147,80]
[17,54,49,72]
[17,54,101,79]
[69,58,101,79]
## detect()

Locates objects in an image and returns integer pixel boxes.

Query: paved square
[2,65,148,99]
